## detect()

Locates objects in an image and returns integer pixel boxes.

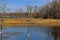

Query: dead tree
[26,5,33,18]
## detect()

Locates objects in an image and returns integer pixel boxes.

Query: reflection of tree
[27,27,32,40]
[2,32,22,40]
[51,27,60,40]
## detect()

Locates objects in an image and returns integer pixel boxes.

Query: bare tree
[49,0,60,19]
[39,0,60,19]
[26,5,33,18]
[0,0,6,13]
[17,7,23,13]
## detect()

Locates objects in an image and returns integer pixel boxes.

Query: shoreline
[0,18,60,27]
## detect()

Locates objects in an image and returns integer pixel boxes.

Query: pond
[1,26,60,40]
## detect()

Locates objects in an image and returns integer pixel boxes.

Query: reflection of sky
[4,0,52,12]
[2,27,53,40]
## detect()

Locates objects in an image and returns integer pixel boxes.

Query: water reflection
[2,32,22,38]
[0,27,2,40]
[2,26,60,40]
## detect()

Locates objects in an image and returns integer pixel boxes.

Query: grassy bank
[0,18,60,27]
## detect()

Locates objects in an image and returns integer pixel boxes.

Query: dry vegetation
[0,18,60,27]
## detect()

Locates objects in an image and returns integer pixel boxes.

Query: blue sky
[5,0,52,12]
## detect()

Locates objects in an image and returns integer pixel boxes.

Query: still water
[1,26,60,40]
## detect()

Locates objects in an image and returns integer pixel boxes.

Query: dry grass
[0,18,60,27]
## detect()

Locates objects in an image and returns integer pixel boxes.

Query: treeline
[33,0,60,19]
[0,0,60,19]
